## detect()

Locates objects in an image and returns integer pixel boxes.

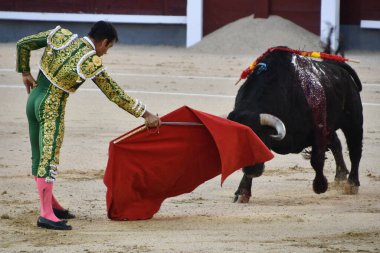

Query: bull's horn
[259,114,286,140]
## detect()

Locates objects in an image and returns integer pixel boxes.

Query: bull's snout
[227,111,236,121]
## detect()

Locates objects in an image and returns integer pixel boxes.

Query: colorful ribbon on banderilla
[235,47,360,85]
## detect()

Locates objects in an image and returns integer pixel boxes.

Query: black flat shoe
[37,216,72,230]
[53,208,76,219]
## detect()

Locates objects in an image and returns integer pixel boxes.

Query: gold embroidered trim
[83,36,95,49]
[47,25,78,50]
[77,51,106,79]
[37,85,68,177]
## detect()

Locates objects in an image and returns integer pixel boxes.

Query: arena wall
[0,0,379,50]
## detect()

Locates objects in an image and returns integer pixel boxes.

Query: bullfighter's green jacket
[16,25,146,117]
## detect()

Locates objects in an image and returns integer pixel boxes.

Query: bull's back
[319,61,363,133]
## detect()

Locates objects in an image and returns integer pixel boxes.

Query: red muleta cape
[103,106,273,220]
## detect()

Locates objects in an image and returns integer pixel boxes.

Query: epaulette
[47,25,78,50]
[77,51,106,79]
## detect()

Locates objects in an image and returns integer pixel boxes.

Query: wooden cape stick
[113,125,147,144]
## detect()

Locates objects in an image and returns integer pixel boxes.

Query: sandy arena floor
[0,42,379,252]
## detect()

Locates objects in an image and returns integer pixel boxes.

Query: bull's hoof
[334,169,348,182]
[343,182,359,195]
[313,176,328,194]
[233,189,251,203]
[235,194,250,203]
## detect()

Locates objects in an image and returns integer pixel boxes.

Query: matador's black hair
[88,21,119,43]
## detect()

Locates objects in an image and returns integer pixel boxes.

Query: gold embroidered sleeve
[16,30,50,73]
[92,71,146,118]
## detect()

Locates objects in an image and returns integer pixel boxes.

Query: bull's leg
[311,132,328,194]
[329,132,349,182]
[233,174,252,203]
[341,122,363,194]
[233,163,265,203]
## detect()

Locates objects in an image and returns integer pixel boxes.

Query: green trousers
[26,72,69,177]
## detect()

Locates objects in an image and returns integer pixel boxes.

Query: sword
[113,121,203,143]
[162,122,203,126]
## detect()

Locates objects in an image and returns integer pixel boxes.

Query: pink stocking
[52,195,64,210]
[36,178,60,222]
[35,176,64,210]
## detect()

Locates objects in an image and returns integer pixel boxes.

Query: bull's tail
[331,61,362,92]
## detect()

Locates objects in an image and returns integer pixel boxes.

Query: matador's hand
[22,72,37,94]
[142,111,162,128]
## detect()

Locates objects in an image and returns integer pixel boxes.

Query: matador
[16,21,161,230]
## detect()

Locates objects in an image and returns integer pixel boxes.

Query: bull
[227,47,363,203]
